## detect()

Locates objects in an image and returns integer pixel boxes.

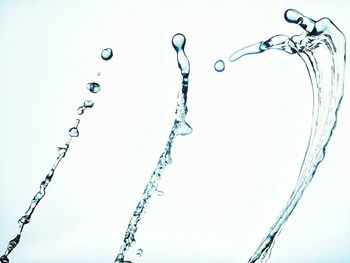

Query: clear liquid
[114,33,192,263]
[86,82,101,93]
[215,9,346,263]
[214,59,225,72]
[101,48,113,61]
[0,50,109,263]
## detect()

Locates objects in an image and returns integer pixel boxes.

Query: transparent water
[114,33,192,263]
[215,9,346,263]
[101,48,114,61]
[0,49,110,263]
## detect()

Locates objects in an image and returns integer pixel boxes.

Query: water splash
[216,9,345,263]
[1,62,105,263]
[101,48,113,61]
[114,33,191,263]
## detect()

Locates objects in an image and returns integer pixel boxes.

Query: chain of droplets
[215,9,346,263]
[114,33,192,263]
[0,48,113,263]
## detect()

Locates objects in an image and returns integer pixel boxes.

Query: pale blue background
[0,0,349,262]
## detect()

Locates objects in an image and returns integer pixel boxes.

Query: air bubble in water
[86,82,101,93]
[101,48,113,61]
[214,60,225,72]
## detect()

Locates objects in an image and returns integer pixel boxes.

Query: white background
[0,0,349,262]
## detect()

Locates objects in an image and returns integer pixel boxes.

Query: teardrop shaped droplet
[101,48,113,61]
[57,147,67,157]
[68,127,79,137]
[172,33,186,51]
[86,82,101,93]
[214,60,225,72]
[84,100,94,108]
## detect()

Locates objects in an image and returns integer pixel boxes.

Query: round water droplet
[87,82,101,93]
[97,72,101,76]
[214,60,225,72]
[77,106,85,115]
[84,100,94,108]
[172,33,186,51]
[69,127,79,137]
[101,48,113,60]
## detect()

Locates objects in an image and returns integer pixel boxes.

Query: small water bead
[57,147,68,157]
[172,33,190,75]
[86,82,101,93]
[68,127,79,137]
[77,106,85,115]
[101,48,113,61]
[172,33,186,51]
[69,120,80,137]
[84,100,94,108]
[97,72,101,76]
[214,60,225,72]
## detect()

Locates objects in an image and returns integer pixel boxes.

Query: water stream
[215,9,346,263]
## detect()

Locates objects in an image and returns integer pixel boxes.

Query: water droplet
[68,127,79,137]
[57,147,67,156]
[97,72,101,76]
[0,255,9,263]
[136,248,143,257]
[84,100,94,108]
[214,60,225,72]
[101,48,113,61]
[77,106,85,115]
[86,82,101,93]
[172,33,186,51]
